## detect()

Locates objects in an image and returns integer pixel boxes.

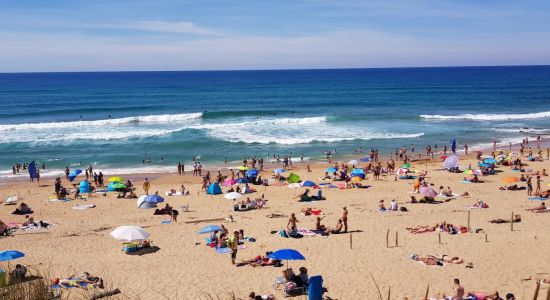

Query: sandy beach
[1,149,550,300]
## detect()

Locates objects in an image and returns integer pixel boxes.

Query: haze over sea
[1,65,550,178]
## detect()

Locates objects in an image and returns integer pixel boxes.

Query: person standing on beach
[342,206,348,232]
[536,176,541,195]
[177,163,182,175]
[230,231,239,265]
[464,144,468,156]
[446,278,464,300]
[65,167,70,180]
[143,178,150,195]
[527,176,533,196]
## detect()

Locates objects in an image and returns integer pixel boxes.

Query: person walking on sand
[536,175,541,195]
[527,176,533,196]
[143,178,150,195]
[342,206,348,232]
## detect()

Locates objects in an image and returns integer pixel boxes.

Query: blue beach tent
[207,182,222,195]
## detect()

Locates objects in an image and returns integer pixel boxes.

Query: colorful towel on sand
[72,204,96,210]
[529,197,548,201]
[48,196,71,202]
[216,245,247,253]
[297,228,318,236]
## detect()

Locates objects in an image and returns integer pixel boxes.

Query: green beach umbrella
[287,173,301,184]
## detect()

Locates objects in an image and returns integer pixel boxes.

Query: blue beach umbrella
[451,139,456,153]
[198,225,222,234]
[479,163,491,167]
[325,167,337,173]
[69,169,82,182]
[483,158,497,165]
[302,180,317,187]
[236,178,248,184]
[0,250,25,262]
[144,194,164,204]
[245,169,258,177]
[359,157,371,162]
[268,248,305,268]
[274,168,286,174]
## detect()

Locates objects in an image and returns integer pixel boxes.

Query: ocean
[1,66,550,178]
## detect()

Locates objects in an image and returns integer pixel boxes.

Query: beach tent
[207,183,222,195]
[302,180,317,187]
[245,169,258,177]
[137,195,156,209]
[350,168,365,179]
[287,173,301,183]
[443,155,459,170]
[79,180,90,193]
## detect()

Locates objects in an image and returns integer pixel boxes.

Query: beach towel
[529,197,548,201]
[297,228,318,236]
[460,180,473,184]
[438,193,459,198]
[165,191,183,196]
[160,220,171,224]
[48,196,71,202]
[72,204,95,210]
[216,245,246,254]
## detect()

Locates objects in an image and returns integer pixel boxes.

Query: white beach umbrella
[224,192,243,200]
[111,226,150,242]
[288,183,301,189]
[347,160,358,165]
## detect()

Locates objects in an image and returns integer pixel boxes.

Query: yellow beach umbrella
[351,176,362,183]
[109,176,124,182]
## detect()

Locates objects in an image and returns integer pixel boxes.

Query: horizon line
[1,63,549,75]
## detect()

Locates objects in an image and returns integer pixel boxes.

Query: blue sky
[1,0,550,72]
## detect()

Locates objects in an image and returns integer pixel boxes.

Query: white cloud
[103,21,221,36]
[0,29,549,72]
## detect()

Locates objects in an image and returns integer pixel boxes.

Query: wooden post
[438,232,441,245]
[350,233,353,249]
[467,211,471,231]
[386,229,390,248]
[395,231,398,247]
[547,148,549,160]
[533,280,541,300]
[387,285,391,300]
[424,284,430,300]
[485,233,488,243]
[511,211,514,232]
[546,281,550,300]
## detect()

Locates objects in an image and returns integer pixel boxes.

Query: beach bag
[280,230,288,238]
[400,207,408,212]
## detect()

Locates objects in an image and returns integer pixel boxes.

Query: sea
[1,66,550,179]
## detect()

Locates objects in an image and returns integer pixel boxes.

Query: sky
[1,0,550,72]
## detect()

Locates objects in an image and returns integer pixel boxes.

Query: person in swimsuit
[287,213,298,233]
[342,206,348,232]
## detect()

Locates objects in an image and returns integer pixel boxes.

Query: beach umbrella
[268,248,305,268]
[325,167,337,173]
[69,169,82,182]
[287,173,301,183]
[481,155,493,159]
[245,169,258,177]
[359,157,371,162]
[273,168,286,174]
[463,169,481,175]
[111,182,126,189]
[111,226,150,242]
[502,176,519,184]
[302,180,317,187]
[144,194,164,204]
[238,166,249,171]
[109,176,124,183]
[351,176,362,183]
[395,168,408,175]
[479,163,491,167]
[288,183,301,189]
[485,158,497,164]
[224,192,243,200]
[401,163,411,169]
[222,179,236,187]
[443,155,459,170]
[420,186,438,198]
[347,160,358,165]
[198,225,222,234]
[137,195,156,209]
[451,139,456,153]
[235,178,248,184]
[0,250,25,262]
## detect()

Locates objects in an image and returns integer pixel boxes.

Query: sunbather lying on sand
[410,254,463,266]
[466,291,503,300]
[406,226,436,234]
[248,292,275,300]
[56,272,104,289]
[489,214,521,223]
[526,202,549,213]
[237,255,276,267]
[472,199,489,208]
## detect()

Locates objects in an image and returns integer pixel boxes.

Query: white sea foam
[420,111,550,121]
[493,128,550,134]
[0,112,203,131]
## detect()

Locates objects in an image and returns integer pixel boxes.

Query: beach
[1,150,550,299]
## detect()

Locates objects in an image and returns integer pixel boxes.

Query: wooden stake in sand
[438,232,441,245]
[511,211,514,232]
[533,280,541,300]
[395,231,399,247]
[387,285,391,300]
[485,233,488,243]
[547,148,549,160]
[424,284,430,300]
[386,229,390,248]
[350,233,353,249]
[546,281,550,300]
[467,210,471,231]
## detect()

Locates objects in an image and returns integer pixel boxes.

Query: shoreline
[3,135,549,185]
